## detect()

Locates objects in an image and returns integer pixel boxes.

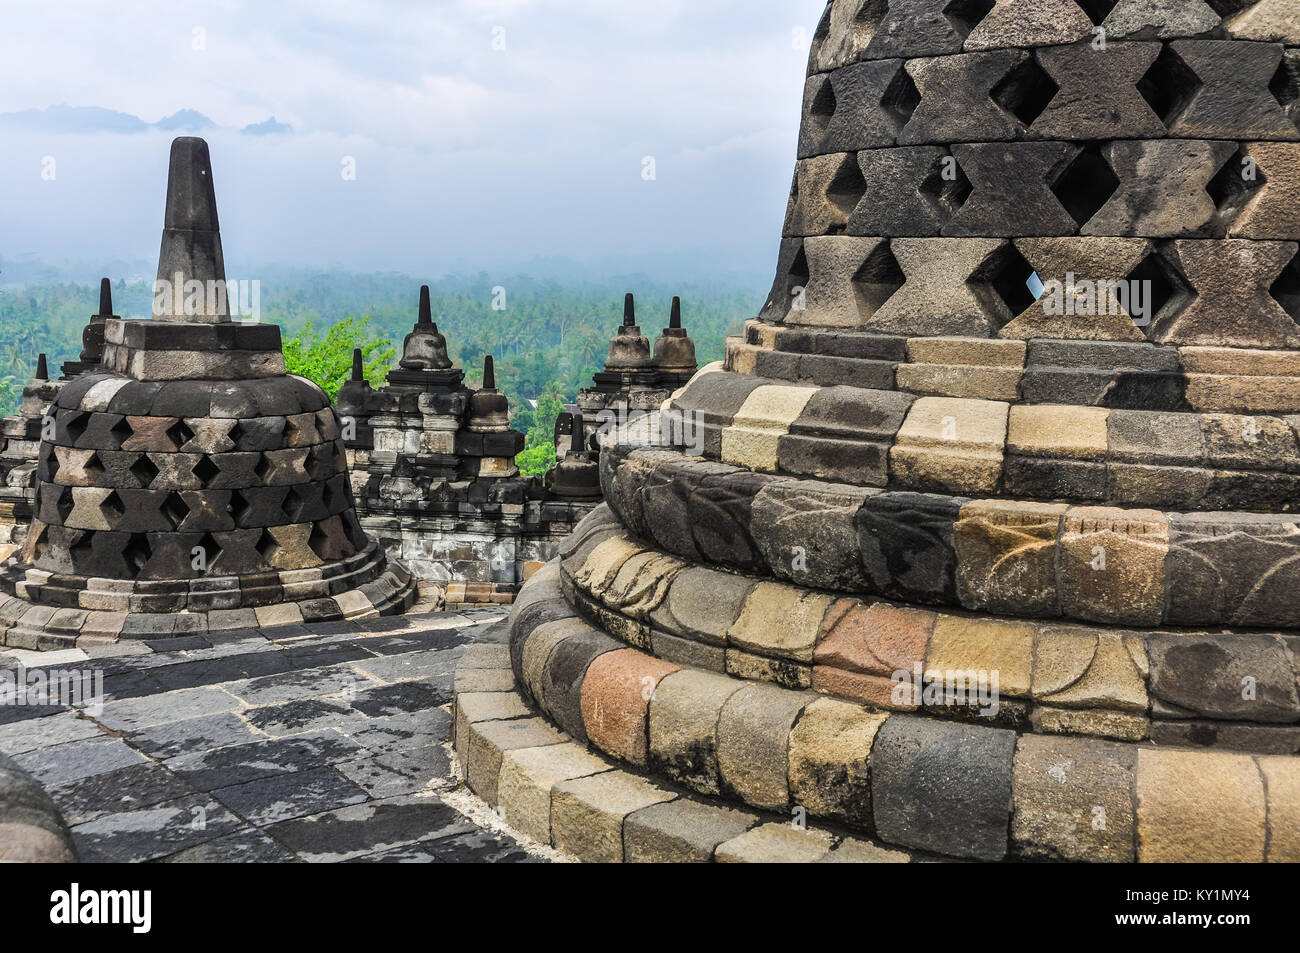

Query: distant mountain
[0,105,222,135]
[0,104,150,134]
[153,109,216,132]
[243,116,292,136]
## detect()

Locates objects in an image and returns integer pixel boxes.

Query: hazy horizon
[0,0,826,284]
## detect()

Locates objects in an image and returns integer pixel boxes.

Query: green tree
[515,443,556,477]
[282,317,395,399]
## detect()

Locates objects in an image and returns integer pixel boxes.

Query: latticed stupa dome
[0,138,415,646]
[498,0,1300,862]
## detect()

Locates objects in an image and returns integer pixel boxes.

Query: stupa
[0,137,416,648]
[494,0,1300,862]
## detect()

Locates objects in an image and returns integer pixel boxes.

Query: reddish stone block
[814,600,936,677]
[581,648,681,766]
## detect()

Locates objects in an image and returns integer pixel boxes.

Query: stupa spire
[154,137,228,322]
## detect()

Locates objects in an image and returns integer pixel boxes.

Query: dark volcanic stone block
[1002,456,1107,501]
[1099,371,1190,410]
[856,491,965,604]
[641,459,733,563]
[751,479,871,590]
[1147,633,1300,722]
[849,146,952,237]
[1032,42,1166,140]
[1165,40,1299,140]
[871,715,1015,860]
[943,142,1083,237]
[149,381,213,418]
[688,469,778,572]
[1167,512,1300,626]
[539,630,622,744]
[801,60,910,157]
[899,51,1029,145]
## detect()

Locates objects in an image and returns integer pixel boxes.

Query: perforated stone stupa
[492,0,1300,862]
[0,138,416,648]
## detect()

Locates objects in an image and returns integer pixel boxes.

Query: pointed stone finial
[35,354,48,381]
[653,295,697,377]
[98,278,113,317]
[670,296,682,329]
[571,412,586,454]
[623,293,636,327]
[154,137,229,323]
[418,285,432,326]
[483,355,496,390]
[351,348,364,382]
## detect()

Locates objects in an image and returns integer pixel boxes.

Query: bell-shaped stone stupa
[0,137,416,647]
[495,0,1300,863]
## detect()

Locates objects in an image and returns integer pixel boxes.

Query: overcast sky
[0,0,826,283]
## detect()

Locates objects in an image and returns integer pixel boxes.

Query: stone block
[849,146,953,237]
[964,0,1093,50]
[1031,705,1149,741]
[539,629,623,744]
[899,51,1028,145]
[579,649,680,766]
[786,153,863,237]
[1056,507,1170,626]
[647,669,742,796]
[856,491,965,604]
[725,648,812,691]
[464,717,566,807]
[1147,632,1299,722]
[1011,734,1137,862]
[795,237,897,327]
[728,582,836,664]
[1231,143,1300,240]
[1164,40,1298,140]
[943,142,1082,237]
[1084,140,1238,238]
[720,384,818,472]
[496,742,612,845]
[1259,756,1300,862]
[800,60,910,157]
[1001,238,1152,341]
[1166,512,1300,627]
[1136,749,1267,862]
[714,823,834,863]
[1032,42,1166,139]
[550,772,675,863]
[717,683,811,811]
[815,599,935,681]
[1032,626,1148,712]
[751,480,871,590]
[623,798,758,863]
[865,238,1014,337]
[1101,0,1222,40]
[870,715,1016,860]
[788,697,887,827]
[925,614,1034,701]
[954,499,1067,617]
[648,565,751,646]
[890,397,1009,495]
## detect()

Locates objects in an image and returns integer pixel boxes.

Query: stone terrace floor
[0,603,551,863]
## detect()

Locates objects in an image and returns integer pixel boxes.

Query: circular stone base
[0,545,417,650]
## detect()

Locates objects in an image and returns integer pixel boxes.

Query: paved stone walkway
[0,606,549,863]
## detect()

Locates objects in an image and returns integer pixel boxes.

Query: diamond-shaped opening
[1208,146,1266,222]
[881,63,921,128]
[255,529,280,565]
[254,454,274,483]
[226,420,245,449]
[1125,252,1196,336]
[69,530,94,563]
[943,0,995,35]
[282,486,305,521]
[919,152,972,218]
[109,417,133,449]
[167,419,195,451]
[160,491,190,530]
[192,455,220,487]
[64,411,90,446]
[42,444,59,482]
[130,454,159,488]
[1270,250,1300,323]
[1073,0,1118,26]
[99,490,124,527]
[851,242,907,316]
[122,533,152,574]
[977,242,1039,323]
[1138,45,1201,128]
[83,451,104,481]
[308,521,333,561]
[1051,145,1120,228]
[826,154,868,225]
[228,489,250,527]
[54,486,74,523]
[194,533,222,573]
[28,523,48,562]
[992,57,1060,128]
[1270,54,1300,124]
[806,74,836,147]
[1202,0,1256,16]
